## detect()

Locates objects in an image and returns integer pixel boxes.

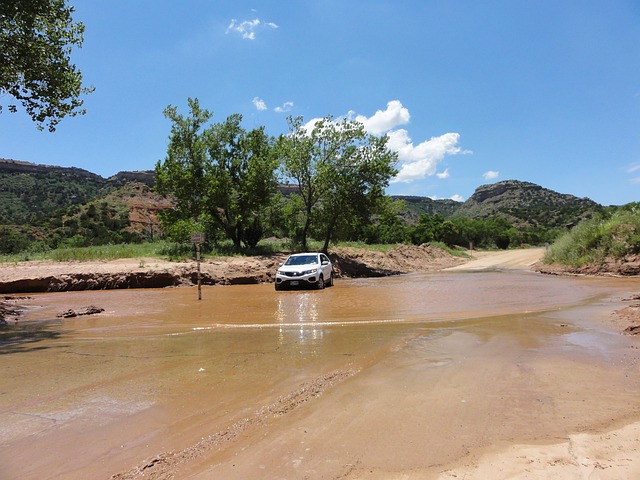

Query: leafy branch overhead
[0,0,93,131]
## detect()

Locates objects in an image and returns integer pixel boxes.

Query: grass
[0,242,169,263]
[331,241,400,253]
[0,238,475,264]
[543,212,640,267]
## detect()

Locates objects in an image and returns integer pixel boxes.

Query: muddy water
[1,271,639,479]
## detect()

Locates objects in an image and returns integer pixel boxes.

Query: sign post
[190,232,205,300]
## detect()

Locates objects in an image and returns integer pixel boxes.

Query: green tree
[411,214,445,245]
[0,0,93,131]
[206,114,278,248]
[361,199,410,244]
[277,115,397,252]
[155,98,278,249]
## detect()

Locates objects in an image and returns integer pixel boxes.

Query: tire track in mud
[110,369,357,480]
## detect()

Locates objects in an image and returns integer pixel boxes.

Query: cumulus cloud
[351,100,410,135]
[275,101,294,113]
[390,131,466,183]
[483,170,500,180]
[347,100,469,184]
[298,100,469,185]
[226,18,278,40]
[252,97,267,111]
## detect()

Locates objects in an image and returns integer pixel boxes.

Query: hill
[453,180,603,228]
[392,195,461,221]
[0,159,608,252]
[0,158,155,225]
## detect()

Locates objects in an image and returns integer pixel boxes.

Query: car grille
[284,272,302,277]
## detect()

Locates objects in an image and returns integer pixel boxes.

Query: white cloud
[483,170,499,180]
[252,97,267,111]
[627,163,640,173]
[346,100,469,184]
[436,169,450,179]
[427,194,465,202]
[391,131,466,183]
[351,100,410,135]
[226,18,278,40]
[298,100,469,184]
[275,101,294,113]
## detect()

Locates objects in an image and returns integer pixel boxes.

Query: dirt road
[446,247,546,271]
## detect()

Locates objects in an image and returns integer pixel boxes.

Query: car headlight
[302,268,318,275]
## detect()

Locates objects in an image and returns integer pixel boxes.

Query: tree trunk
[321,217,337,254]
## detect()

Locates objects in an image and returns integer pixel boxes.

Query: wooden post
[191,232,205,300]
[196,242,202,300]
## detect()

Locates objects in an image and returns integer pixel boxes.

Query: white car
[275,252,334,290]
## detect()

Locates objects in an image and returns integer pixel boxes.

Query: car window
[320,254,329,264]
[284,255,317,266]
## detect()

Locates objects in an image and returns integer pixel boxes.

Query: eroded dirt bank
[0,244,465,295]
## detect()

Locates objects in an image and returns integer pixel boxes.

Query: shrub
[544,211,640,266]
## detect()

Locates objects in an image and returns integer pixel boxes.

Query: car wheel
[316,275,325,290]
[327,272,333,287]
[275,282,282,291]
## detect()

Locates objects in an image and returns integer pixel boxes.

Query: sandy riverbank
[0,244,465,295]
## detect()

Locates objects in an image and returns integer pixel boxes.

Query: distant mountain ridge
[0,159,155,224]
[0,158,604,230]
[454,180,602,228]
[0,158,155,186]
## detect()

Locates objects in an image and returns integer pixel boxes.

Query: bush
[544,212,640,266]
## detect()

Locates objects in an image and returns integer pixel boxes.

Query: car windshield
[284,255,318,266]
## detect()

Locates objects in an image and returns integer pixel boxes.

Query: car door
[319,253,331,280]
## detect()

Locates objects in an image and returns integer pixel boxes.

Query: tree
[206,114,278,249]
[0,0,93,131]
[411,213,445,245]
[361,199,410,244]
[155,98,278,249]
[278,115,398,252]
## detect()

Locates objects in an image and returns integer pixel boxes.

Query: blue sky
[1,0,639,206]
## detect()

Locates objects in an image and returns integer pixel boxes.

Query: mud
[1,252,640,479]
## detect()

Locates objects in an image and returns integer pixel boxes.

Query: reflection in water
[275,292,324,345]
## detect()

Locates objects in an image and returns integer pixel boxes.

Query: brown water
[1,271,639,479]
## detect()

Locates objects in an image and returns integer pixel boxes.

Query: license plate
[290,281,299,286]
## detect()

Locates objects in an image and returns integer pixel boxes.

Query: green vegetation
[155,99,280,250]
[1,0,93,131]
[0,241,165,263]
[0,170,106,224]
[0,104,614,261]
[544,207,640,267]
[453,180,601,229]
[277,115,397,252]
[155,100,398,254]
[362,212,559,250]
